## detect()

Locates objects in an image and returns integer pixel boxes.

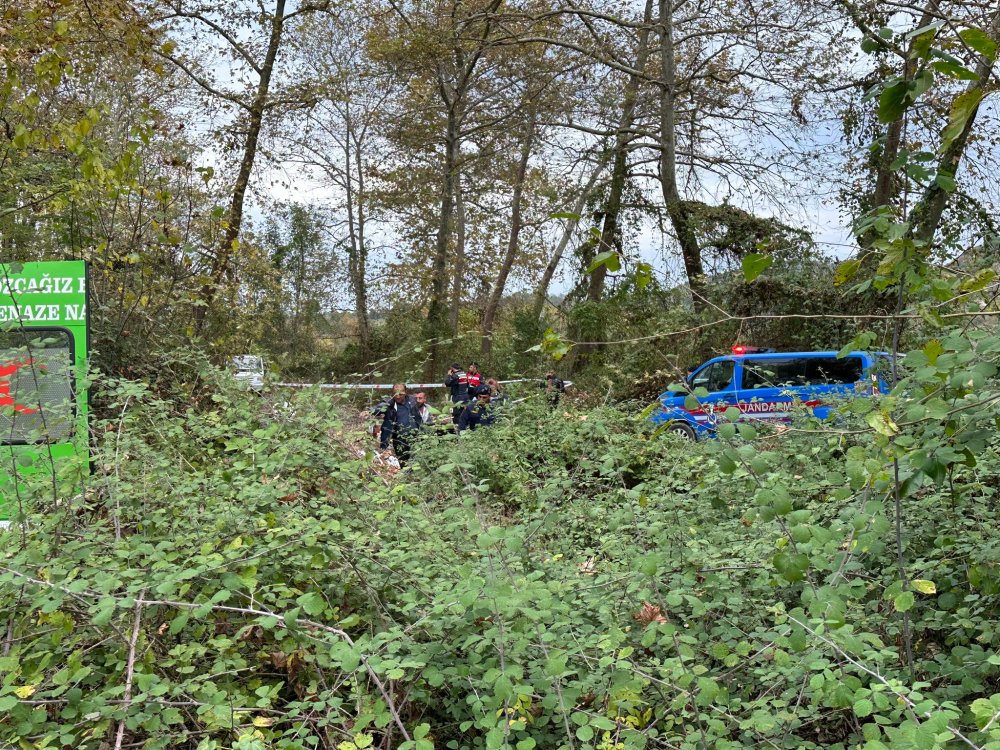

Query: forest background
[4,0,998,393]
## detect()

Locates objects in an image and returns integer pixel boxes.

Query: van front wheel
[666,422,697,441]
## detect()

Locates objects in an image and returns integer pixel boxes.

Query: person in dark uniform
[458,390,496,433]
[545,371,565,408]
[444,363,469,422]
[380,384,423,465]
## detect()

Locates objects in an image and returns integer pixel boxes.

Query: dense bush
[4,315,1000,750]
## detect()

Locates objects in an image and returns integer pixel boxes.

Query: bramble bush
[4,317,1000,750]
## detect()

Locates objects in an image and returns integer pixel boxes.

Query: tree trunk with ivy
[658,0,705,311]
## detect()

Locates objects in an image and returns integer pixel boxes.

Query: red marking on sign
[0,359,38,414]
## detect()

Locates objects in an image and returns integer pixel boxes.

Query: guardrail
[274,378,572,390]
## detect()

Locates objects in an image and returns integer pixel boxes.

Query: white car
[232,355,265,392]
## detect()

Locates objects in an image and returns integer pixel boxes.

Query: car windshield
[233,356,263,373]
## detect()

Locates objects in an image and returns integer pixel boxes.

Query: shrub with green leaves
[2,352,1000,750]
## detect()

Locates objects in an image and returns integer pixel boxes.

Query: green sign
[1,260,88,325]
[1,260,90,525]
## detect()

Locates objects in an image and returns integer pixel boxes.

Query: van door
[736,357,806,422]
[687,359,738,424]
[801,356,864,418]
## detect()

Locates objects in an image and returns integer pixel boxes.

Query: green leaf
[940,90,984,154]
[931,60,979,80]
[587,251,621,274]
[284,607,300,631]
[905,20,944,40]
[910,68,934,98]
[912,579,936,594]
[834,259,862,286]
[590,716,616,731]
[297,592,326,617]
[773,552,810,582]
[866,410,899,436]
[576,725,594,742]
[960,268,996,293]
[934,172,956,192]
[923,339,944,365]
[549,211,582,220]
[413,724,430,740]
[697,677,720,705]
[879,79,910,123]
[741,253,773,283]
[894,591,915,612]
[854,698,874,717]
[718,453,738,474]
[860,37,881,54]
[910,30,937,59]
[635,262,653,289]
[959,28,997,61]
[863,723,882,741]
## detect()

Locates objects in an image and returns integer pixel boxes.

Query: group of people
[375,363,566,466]
[444,362,509,425]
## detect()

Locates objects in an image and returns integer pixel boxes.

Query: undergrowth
[3,337,1000,750]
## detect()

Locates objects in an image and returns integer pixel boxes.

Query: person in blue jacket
[380,384,423,465]
[458,390,496,433]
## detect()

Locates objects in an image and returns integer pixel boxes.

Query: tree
[284,10,402,357]
[149,0,330,330]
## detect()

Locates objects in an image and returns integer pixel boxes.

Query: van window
[742,359,804,389]
[803,357,862,385]
[692,360,734,392]
[742,356,863,389]
[1,329,75,444]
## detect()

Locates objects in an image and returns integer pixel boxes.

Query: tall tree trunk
[910,11,999,245]
[450,176,466,334]
[344,105,371,355]
[196,0,286,332]
[532,159,608,322]
[568,0,653,373]
[424,103,460,376]
[587,0,654,305]
[870,0,940,224]
[481,114,535,356]
[658,0,705,310]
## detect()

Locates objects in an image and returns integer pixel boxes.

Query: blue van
[651,348,889,440]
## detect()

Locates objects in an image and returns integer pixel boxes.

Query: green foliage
[740,253,773,283]
[5,313,1000,749]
